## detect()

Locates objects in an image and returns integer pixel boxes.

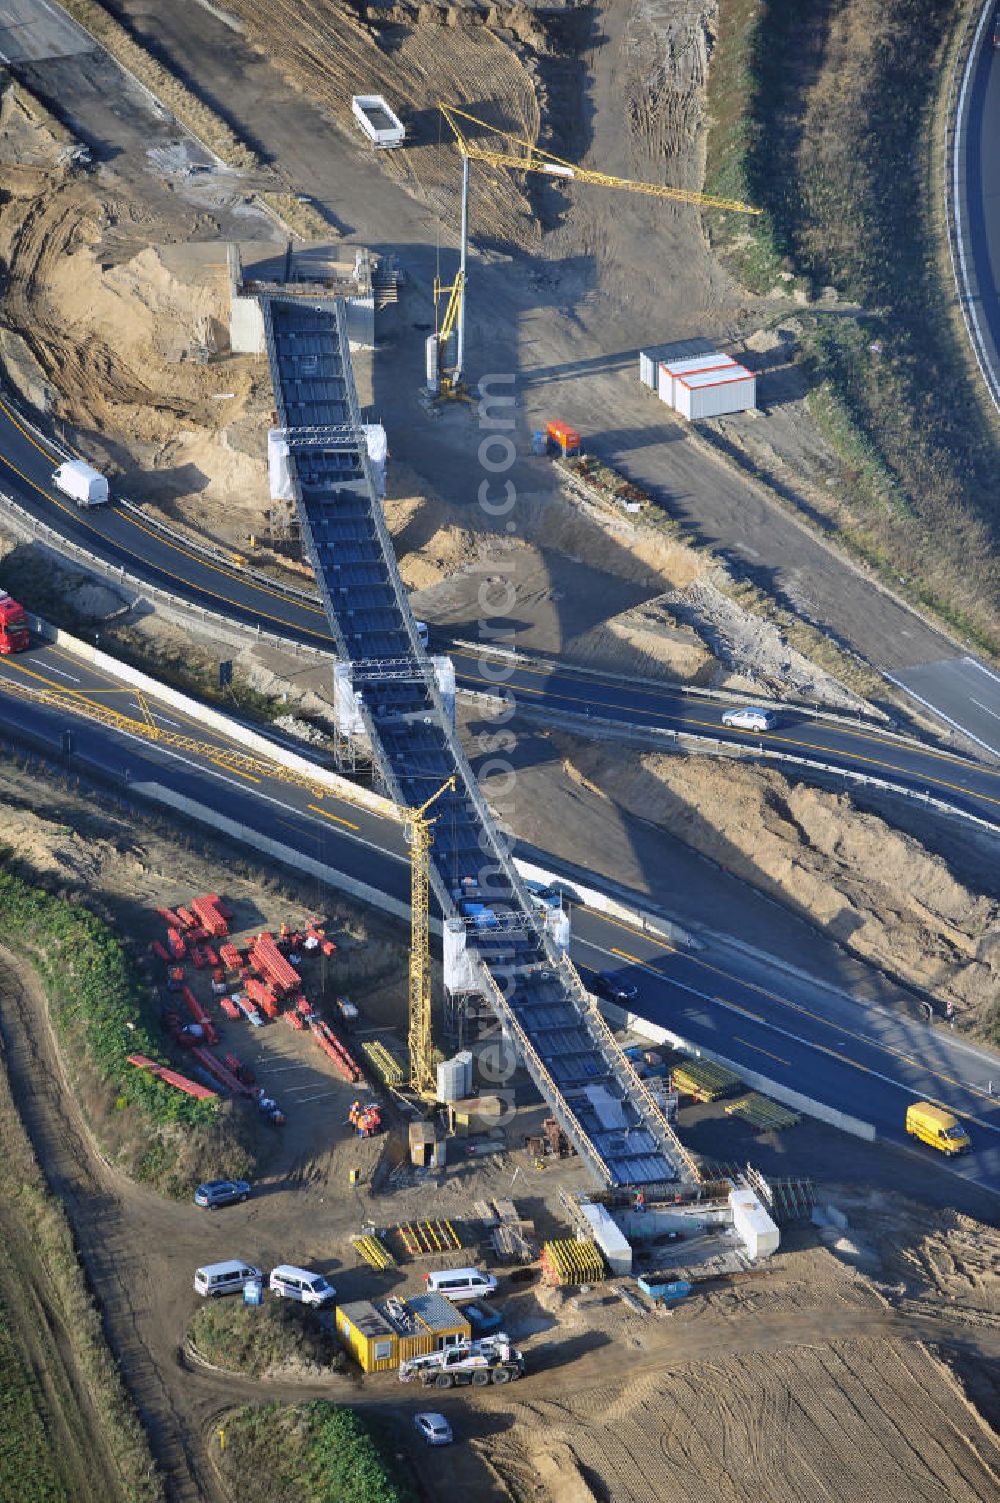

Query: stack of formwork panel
[540,1239,605,1286]
[191,895,229,937]
[250,932,300,995]
[245,977,280,1019]
[219,943,243,971]
[175,906,198,930]
[166,929,187,961]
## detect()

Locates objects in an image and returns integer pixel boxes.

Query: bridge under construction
[259,291,696,1190]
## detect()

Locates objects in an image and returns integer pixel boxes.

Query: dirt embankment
[0,162,272,529]
[556,742,1000,1032]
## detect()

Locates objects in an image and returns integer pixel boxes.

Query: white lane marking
[969,657,1000,687]
[970,697,1000,725]
[42,663,81,683]
[95,724,408,864]
[573,934,1000,1135]
[884,672,1000,759]
[150,711,182,729]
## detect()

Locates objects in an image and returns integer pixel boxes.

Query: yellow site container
[336,1293,470,1373]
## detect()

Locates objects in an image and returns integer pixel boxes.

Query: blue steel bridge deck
[260,292,693,1190]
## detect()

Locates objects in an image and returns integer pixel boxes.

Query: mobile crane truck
[0,591,29,655]
[398,1333,525,1389]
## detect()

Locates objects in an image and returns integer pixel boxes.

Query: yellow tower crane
[0,670,452,1097]
[405,774,456,1095]
[431,103,761,396]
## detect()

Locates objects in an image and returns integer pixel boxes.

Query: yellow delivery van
[905,1101,971,1157]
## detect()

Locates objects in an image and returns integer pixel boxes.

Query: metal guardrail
[463,689,1000,837]
[0,490,332,661]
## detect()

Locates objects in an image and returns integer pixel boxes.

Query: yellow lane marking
[211,760,259,783]
[457,661,998,793]
[732,1036,790,1067]
[453,649,1000,784]
[0,655,146,721]
[307,802,360,831]
[0,397,331,639]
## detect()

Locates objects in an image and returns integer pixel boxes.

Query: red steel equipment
[0,592,29,655]
[250,931,300,995]
[127,1054,217,1101]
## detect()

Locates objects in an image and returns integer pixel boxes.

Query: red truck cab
[0,591,29,654]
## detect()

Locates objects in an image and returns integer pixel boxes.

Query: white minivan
[269,1265,336,1307]
[424,1267,498,1303]
[721,705,776,733]
[193,1259,262,1298]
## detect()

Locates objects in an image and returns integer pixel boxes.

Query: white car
[721,706,776,733]
[414,1412,453,1447]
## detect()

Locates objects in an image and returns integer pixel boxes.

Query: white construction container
[658,354,737,409]
[729,1186,779,1260]
[51,459,109,507]
[674,362,756,421]
[352,94,405,149]
[639,344,681,388]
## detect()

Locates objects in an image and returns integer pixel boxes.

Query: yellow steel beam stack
[671,1058,743,1102]
[725,1093,801,1131]
[541,1238,606,1287]
[361,1039,405,1088]
[351,1234,395,1271]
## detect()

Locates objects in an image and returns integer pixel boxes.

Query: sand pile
[560,744,1000,1030]
[0,162,269,535]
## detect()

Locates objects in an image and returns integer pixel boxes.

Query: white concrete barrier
[512,855,696,948]
[132,782,419,928]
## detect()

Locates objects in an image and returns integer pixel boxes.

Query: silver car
[414,1412,453,1446]
[721,705,776,733]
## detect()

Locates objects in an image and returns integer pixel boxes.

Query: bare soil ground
[1,757,1000,1502]
[463,713,1000,1029]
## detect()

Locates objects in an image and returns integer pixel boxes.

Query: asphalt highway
[3,640,1000,1197]
[452,647,1000,827]
[2,393,998,828]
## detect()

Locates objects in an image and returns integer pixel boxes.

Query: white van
[721,705,776,733]
[269,1265,336,1307]
[193,1259,262,1298]
[424,1267,498,1303]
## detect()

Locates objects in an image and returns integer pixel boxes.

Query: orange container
[545,420,581,454]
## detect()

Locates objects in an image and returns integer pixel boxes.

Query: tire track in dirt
[0,953,213,1503]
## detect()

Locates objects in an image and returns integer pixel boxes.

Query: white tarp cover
[363,422,387,496]
[267,429,293,501]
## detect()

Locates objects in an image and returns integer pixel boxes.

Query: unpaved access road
[5,942,1000,1503]
[93,0,959,682]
